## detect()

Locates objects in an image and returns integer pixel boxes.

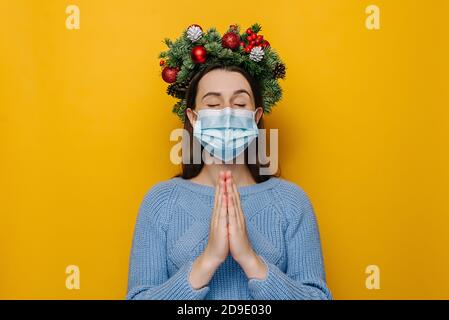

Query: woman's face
[186,69,264,126]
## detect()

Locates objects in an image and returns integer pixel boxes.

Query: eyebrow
[201,89,251,101]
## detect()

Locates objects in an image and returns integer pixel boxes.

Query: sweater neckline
[172,176,280,196]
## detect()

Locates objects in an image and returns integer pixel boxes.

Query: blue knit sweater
[126,176,332,300]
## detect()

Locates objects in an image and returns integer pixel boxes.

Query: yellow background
[1,0,448,299]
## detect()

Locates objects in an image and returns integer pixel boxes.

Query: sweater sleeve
[126,181,210,300]
[247,182,332,300]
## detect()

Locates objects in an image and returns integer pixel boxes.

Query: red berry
[251,40,256,46]
[251,34,257,40]
[246,28,253,35]
[257,35,263,42]
[245,47,251,53]
[159,60,165,66]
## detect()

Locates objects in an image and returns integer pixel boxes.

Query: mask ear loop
[252,109,259,124]
[191,109,199,125]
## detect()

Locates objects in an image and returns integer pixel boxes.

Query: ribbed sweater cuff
[247,256,330,300]
[161,260,210,300]
[129,260,210,300]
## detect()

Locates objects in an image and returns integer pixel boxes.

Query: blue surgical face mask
[192,107,259,162]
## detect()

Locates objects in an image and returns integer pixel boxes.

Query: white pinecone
[186,25,203,42]
[249,46,264,62]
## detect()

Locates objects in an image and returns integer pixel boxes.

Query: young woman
[125,63,333,300]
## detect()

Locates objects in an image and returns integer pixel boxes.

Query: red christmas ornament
[191,45,207,63]
[222,32,241,50]
[161,66,178,83]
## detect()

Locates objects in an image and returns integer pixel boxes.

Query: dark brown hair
[174,63,280,183]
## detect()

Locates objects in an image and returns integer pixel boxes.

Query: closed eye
[207,104,219,107]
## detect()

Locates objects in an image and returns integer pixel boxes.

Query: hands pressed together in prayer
[189,171,268,290]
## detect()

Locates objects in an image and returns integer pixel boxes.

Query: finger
[213,177,220,210]
[217,172,225,201]
[228,176,243,228]
[220,170,227,193]
[227,192,238,234]
[228,178,244,228]
[226,174,233,197]
[220,170,226,181]
[218,192,228,228]
[211,178,220,229]
[213,179,224,229]
[225,170,232,185]
[231,181,241,225]
[222,170,230,193]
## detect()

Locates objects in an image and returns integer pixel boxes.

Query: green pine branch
[159,23,286,122]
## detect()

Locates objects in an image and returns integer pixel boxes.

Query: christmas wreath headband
[158,23,287,122]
